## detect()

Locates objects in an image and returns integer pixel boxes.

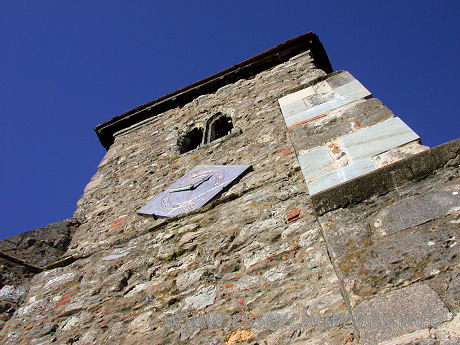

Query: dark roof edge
[95,32,333,149]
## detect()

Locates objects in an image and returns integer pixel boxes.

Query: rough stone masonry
[0,33,458,345]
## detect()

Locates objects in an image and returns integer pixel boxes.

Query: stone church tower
[0,33,458,344]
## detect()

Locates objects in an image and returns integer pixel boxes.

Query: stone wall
[68,50,325,257]
[0,44,458,345]
[316,140,460,344]
[0,219,78,332]
[1,50,352,345]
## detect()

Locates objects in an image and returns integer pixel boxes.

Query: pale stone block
[299,146,336,183]
[334,79,370,97]
[278,86,315,107]
[284,99,341,127]
[372,141,429,168]
[341,117,420,160]
[280,99,308,117]
[283,90,370,128]
[279,72,371,128]
[339,87,371,102]
[312,80,334,94]
[84,177,102,192]
[307,158,377,195]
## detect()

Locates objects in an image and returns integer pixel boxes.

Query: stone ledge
[311,138,460,215]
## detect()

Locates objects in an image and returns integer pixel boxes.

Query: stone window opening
[177,127,204,154]
[178,114,234,154]
[205,114,233,143]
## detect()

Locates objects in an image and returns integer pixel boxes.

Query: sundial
[137,164,251,217]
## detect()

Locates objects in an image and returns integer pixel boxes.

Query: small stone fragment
[225,329,253,345]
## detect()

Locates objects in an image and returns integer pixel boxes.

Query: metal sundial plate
[137,164,251,217]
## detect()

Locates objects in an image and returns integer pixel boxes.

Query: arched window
[206,114,233,143]
[177,127,203,154]
[177,114,234,154]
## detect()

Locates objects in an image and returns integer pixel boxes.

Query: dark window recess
[178,128,204,154]
[208,115,233,142]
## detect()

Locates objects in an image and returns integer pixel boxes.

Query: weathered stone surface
[325,210,459,303]
[289,97,394,152]
[278,71,371,128]
[320,179,460,260]
[0,219,78,332]
[373,183,459,236]
[0,207,347,343]
[373,141,429,168]
[353,284,452,345]
[340,117,419,161]
[311,138,460,215]
[317,206,373,260]
[0,218,78,268]
[0,286,26,305]
[316,157,459,320]
[448,273,460,304]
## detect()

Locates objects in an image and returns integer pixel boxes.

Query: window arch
[177,127,203,154]
[177,114,234,154]
[205,113,233,143]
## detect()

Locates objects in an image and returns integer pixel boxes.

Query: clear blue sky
[1,1,459,239]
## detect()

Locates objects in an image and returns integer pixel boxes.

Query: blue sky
[1,1,459,239]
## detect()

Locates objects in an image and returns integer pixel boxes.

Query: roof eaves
[95,32,332,149]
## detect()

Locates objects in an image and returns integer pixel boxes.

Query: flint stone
[0,285,26,304]
[182,285,216,310]
[263,266,287,282]
[60,301,83,317]
[43,272,77,290]
[101,246,135,261]
[128,311,152,332]
[176,267,212,291]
